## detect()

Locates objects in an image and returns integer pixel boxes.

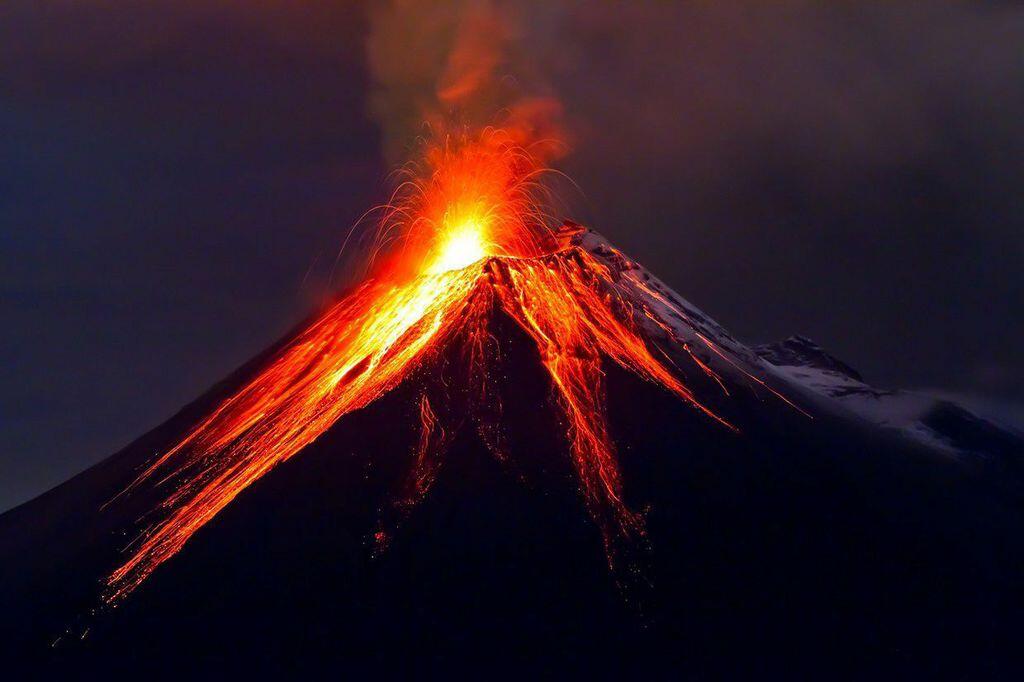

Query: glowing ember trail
[103,130,772,604]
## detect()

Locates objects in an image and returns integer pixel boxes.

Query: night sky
[3,1,1023,512]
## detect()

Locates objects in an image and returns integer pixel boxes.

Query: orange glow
[429,217,488,273]
[103,130,774,604]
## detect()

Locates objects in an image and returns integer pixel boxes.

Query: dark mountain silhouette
[3,229,1023,679]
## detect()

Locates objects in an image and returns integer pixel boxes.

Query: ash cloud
[365,0,566,162]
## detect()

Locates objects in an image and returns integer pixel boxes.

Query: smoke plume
[365,0,565,164]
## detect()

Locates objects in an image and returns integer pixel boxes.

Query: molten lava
[104,130,772,604]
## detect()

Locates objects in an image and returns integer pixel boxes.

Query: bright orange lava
[104,131,741,603]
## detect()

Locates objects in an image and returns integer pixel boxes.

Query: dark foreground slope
[2,305,1023,679]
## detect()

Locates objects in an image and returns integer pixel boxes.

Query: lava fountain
[104,129,748,604]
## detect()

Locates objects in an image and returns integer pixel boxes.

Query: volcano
[3,222,1024,678]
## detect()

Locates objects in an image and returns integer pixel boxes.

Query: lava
[104,130,766,604]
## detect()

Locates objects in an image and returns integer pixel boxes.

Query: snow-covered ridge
[573,225,1022,459]
[570,226,761,363]
[755,335,1023,458]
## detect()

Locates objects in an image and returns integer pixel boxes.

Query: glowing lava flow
[104,133,756,603]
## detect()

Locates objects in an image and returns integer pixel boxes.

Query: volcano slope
[2,228,1023,678]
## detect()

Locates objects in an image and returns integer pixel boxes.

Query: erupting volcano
[102,130,783,603]
[5,1,1024,676]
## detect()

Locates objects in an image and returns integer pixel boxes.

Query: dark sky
[3,1,1023,511]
